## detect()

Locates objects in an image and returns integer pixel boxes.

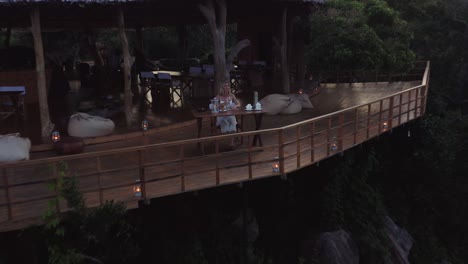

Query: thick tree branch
[198,1,217,36]
[226,39,250,78]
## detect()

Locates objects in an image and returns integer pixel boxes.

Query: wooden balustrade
[0,62,430,231]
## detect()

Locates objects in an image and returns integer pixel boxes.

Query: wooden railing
[309,61,428,85]
[0,62,430,232]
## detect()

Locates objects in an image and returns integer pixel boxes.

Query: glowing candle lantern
[330,137,338,151]
[272,162,279,172]
[134,180,142,197]
[298,89,303,94]
[382,117,388,131]
[141,119,149,131]
[51,131,61,143]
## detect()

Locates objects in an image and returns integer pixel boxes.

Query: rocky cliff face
[384,216,414,264]
[302,217,415,264]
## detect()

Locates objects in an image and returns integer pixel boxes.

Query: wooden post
[279,6,290,94]
[310,122,315,163]
[117,7,133,128]
[353,108,358,145]
[296,126,301,168]
[30,7,54,138]
[278,130,285,175]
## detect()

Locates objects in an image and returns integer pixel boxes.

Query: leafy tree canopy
[306,0,415,72]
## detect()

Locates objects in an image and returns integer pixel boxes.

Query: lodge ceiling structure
[0,0,324,29]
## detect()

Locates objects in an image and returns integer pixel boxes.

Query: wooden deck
[0,63,430,232]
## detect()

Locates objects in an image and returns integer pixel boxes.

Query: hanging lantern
[141,119,149,131]
[51,131,61,143]
[133,179,142,197]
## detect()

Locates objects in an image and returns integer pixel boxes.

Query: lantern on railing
[272,157,280,172]
[51,131,61,143]
[133,179,142,197]
[382,117,388,131]
[141,119,149,131]
[330,137,338,151]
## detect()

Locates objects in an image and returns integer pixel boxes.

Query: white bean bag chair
[259,94,292,115]
[68,113,115,138]
[287,93,314,109]
[0,133,31,162]
[280,99,303,114]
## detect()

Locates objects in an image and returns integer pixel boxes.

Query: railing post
[326,117,331,156]
[278,130,285,175]
[2,168,12,220]
[353,108,358,145]
[310,122,315,163]
[421,84,428,115]
[338,113,344,152]
[96,156,103,205]
[407,90,411,122]
[398,94,403,125]
[215,139,220,185]
[138,150,147,202]
[296,126,301,168]
[388,97,394,129]
[378,100,383,134]
[366,104,371,139]
[248,136,253,180]
[51,162,60,212]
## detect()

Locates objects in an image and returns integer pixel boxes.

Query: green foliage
[306,0,415,72]
[320,148,390,262]
[41,161,139,264]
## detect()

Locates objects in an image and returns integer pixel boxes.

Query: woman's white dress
[216,115,237,133]
[216,97,237,133]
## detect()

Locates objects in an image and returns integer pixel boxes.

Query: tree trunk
[199,0,227,94]
[117,7,133,128]
[226,39,250,79]
[30,7,54,138]
[199,0,251,93]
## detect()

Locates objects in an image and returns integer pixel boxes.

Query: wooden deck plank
[0,74,429,231]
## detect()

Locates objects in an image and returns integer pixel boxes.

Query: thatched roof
[0,0,324,28]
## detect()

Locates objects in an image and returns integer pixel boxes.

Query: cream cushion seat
[0,133,31,162]
[280,99,303,114]
[259,94,292,115]
[287,93,314,109]
[68,113,115,138]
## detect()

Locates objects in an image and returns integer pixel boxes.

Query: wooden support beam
[30,7,54,138]
[279,6,290,94]
[117,7,133,128]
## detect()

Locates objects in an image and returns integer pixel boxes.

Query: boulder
[304,230,359,264]
[68,113,115,138]
[384,216,413,264]
[287,93,314,109]
[0,133,31,162]
[259,94,292,115]
[280,99,302,114]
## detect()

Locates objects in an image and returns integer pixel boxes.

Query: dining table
[192,108,265,148]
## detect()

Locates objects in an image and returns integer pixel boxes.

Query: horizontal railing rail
[0,62,430,232]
